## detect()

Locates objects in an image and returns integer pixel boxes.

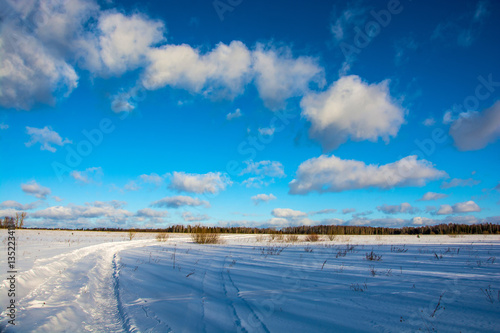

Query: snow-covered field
[1,230,500,332]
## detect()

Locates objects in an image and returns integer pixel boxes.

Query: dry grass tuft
[305,233,319,242]
[156,232,169,242]
[191,228,221,244]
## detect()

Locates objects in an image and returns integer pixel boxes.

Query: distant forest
[17,223,500,235]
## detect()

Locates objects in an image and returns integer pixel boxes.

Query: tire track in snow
[222,256,270,333]
[0,240,157,332]
[220,256,246,333]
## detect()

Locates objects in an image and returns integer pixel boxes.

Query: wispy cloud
[150,196,210,208]
[71,167,103,184]
[21,180,51,199]
[25,126,71,152]
[441,178,480,189]
[251,193,277,205]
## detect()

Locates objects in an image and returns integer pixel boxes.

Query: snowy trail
[0,239,158,332]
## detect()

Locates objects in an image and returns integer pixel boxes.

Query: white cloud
[25,126,71,152]
[377,203,420,214]
[418,192,448,201]
[330,3,368,43]
[0,24,79,109]
[0,123,9,130]
[150,195,209,208]
[169,171,232,194]
[31,203,132,222]
[271,208,307,219]
[309,209,337,215]
[226,108,242,120]
[83,12,165,76]
[342,208,356,214]
[301,75,405,151]
[441,178,480,189]
[252,44,325,110]
[0,200,44,210]
[1,1,329,112]
[251,193,277,205]
[258,127,275,136]
[423,117,436,126]
[71,167,103,184]
[89,200,127,209]
[240,160,285,178]
[139,173,164,186]
[436,201,481,215]
[135,208,168,218]
[110,91,136,113]
[449,101,500,151]
[289,155,447,194]
[182,212,210,222]
[241,176,272,188]
[411,217,436,226]
[123,181,141,191]
[142,41,252,99]
[21,180,51,199]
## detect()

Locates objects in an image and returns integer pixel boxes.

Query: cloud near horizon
[150,195,210,209]
[289,155,447,195]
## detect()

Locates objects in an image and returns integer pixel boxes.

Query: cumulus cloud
[31,203,132,222]
[0,25,79,109]
[88,200,127,209]
[81,12,165,76]
[226,108,242,120]
[258,127,275,136]
[271,208,307,219]
[182,212,210,222]
[0,0,94,109]
[418,192,448,201]
[441,178,480,189]
[0,123,9,130]
[423,117,436,127]
[0,200,44,210]
[342,208,356,214]
[240,160,285,178]
[169,171,232,194]
[139,173,164,186]
[435,200,481,215]
[71,167,103,184]
[289,155,447,194]
[21,180,51,199]
[449,101,500,151]
[309,209,337,215]
[150,195,209,208]
[411,217,436,226]
[251,193,277,205]
[135,208,168,218]
[301,75,405,151]
[1,0,330,112]
[252,44,325,109]
[142,41,252,99]
[377,203,420,214]
[25,126,71,152]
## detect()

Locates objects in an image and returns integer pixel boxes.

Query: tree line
[12,222,500,235]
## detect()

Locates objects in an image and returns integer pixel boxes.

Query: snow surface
[1,231,500,332]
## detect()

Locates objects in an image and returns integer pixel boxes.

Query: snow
[1,231,500,332]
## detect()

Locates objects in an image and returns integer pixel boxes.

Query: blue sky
[1,0,499,229]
